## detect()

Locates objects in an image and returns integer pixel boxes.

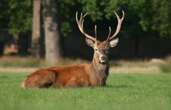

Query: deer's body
[21,10,124,88]
[22,62,109,88]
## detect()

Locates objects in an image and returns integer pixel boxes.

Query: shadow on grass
[104,84,133,89]
[40,84,134,90]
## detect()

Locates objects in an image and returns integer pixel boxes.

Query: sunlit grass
[0,72,171,110]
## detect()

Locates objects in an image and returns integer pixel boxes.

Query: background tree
[0,0,32,55]
[32,0,41,58]
[0,0,10,55]
[0,0,171,58]
[43,0,61,64]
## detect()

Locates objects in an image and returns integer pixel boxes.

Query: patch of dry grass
[0,56,89,67]
[0,56,171,74]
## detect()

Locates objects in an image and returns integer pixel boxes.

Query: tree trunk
[43,0,61,64]
[32,0,41,58]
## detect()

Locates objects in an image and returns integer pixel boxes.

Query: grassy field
[0,72,171,110]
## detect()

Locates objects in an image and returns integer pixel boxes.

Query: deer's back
[22,64,92,88]
[48,64,91,87]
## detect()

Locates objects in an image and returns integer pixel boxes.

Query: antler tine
[107,26,112,41]
[121,10,125,21]
[83,12,88,18]
[109,10,125,41]
[75,12,96,41]
[94,25,97,40]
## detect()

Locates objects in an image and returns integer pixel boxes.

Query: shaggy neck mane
[92,53,109,73]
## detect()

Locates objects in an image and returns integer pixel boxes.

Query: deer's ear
[109,38,119,47]
[85,38,95,47]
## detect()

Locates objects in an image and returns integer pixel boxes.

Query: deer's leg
[21,70,56,88]
[64,76,90,87]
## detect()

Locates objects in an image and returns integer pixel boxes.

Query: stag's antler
[107,10,125,41]
[76,12,96,41]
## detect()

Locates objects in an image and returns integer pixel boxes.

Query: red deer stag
[21,10,125,88]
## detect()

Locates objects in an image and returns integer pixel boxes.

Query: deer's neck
[91,56,109,77]
[91,57,109,86]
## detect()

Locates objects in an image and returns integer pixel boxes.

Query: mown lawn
[0,72,171,110]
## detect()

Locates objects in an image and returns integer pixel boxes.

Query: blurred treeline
[0,0,171,63]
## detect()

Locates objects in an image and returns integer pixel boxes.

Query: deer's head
[76,11,125,64]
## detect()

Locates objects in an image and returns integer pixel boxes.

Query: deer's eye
[105,51,109,54]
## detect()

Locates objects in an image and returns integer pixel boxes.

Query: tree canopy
[58,0,171,38]
[0,0,32,37]
[0,0,170,38]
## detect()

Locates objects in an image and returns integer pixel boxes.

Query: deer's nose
[99,55,108,63]
[101,56,107,61]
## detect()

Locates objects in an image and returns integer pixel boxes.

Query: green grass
[0,72,171,110]
[160,62,171,73]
